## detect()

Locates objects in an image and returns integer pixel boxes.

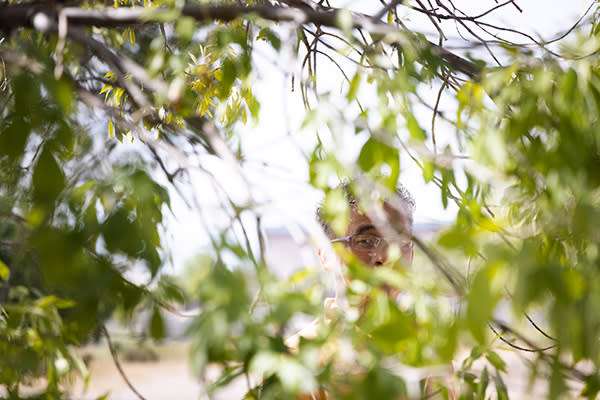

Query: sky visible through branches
[164,0,592,274]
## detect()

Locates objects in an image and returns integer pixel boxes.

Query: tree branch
[0,3,481,79]
[100,324,148,400]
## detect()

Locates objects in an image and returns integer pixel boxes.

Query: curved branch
[488,322,555,353]
[101,324,148,400]
[0,3,482,79]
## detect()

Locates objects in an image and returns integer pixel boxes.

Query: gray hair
[316,182,415,239]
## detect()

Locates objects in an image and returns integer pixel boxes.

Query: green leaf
[493,370,509,400]
[308,152,344,190]
[422,161,434,183]
[559,68,578,108]
[35,295,75,309]
[54,79,73,111]
[470,345,484,361]
[461,345,482,369]
[218,58,236,99]
[0,259,10,281]
[108,119,114,138]
[437,224,478,256]
[214,27,248,50]
[247,93,260,121]
[347,70,362,101]
[256,28,281,51]
[486,350,507,372]
[322,187,350,236]
[373,267,405,289]
[176,17,196,43]
[406,114,426,141]
[13,73,41,125]
[158,277,186,304]
[581,373,600,399]
[467,268,500,343]
[208,365,245,392]
[0,117,31,165]
[357,137,400,189]
[368,302,416,347]
[477,366,489,399]
[33,147,66,208]
[150,306,165,341]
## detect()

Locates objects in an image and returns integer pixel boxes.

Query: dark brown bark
[0,3,481,79]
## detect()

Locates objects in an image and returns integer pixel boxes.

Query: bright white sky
[163,0,593,273]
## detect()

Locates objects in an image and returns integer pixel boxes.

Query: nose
[371,242,388,266]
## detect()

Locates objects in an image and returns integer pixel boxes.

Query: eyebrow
[355,224,377,235]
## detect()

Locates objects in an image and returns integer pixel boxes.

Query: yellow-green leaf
[0,259,9,281]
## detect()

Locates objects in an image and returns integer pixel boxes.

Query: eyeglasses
[331,234,386,252]
[331,234,413,253]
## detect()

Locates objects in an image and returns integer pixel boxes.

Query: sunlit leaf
[0,259,10,281]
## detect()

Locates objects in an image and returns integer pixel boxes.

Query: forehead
[347,202,410,235]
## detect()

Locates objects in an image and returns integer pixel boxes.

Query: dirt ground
[67,341,252,400]
[3,341,588,400]
[3,341,251,400]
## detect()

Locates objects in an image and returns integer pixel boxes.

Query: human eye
[353,235,378,249]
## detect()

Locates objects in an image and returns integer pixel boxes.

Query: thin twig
[524,312,557,342]
[374,0,403,20]
[0,56,7,91]
[431,80,446,154]
[159,23,172,52]
[421,388,443,400]
[488,322,555,353]
[0,3,482,78]
[100,324,148,400]
[414,0,446,43]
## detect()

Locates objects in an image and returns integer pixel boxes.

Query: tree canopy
[1,0,600,399]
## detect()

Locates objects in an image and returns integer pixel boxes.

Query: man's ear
[318,248,332,272]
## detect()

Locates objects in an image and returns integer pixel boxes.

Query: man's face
[345,203,414,267]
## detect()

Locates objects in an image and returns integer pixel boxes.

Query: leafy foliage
[1,0,600,399]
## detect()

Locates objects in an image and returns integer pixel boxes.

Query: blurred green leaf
[347,70,362,101]
[256,28,281,51]
[493,370,509,400]
[32,147,66,208]
[150,306,166,341]
[477,366,489,399]
[486,350,506,373]
[0,260,9,281]
[0,117,30,165]
[406,114,426,141]
[467,267,501,344]
[321,187,350,236]
[358,137,400,189]
[581,373,600,399]
[35,295,75,310]
[176,17,196,43]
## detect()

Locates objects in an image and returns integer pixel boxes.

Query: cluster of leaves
[0,61,171,396]
[455,56,600,397]
[3,0,600,399]
[302,5,600,400]
[182,252,324,399]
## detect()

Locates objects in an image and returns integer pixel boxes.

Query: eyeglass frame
[330,233,413,253]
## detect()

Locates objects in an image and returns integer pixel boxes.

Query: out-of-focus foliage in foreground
[1,0,600,399]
